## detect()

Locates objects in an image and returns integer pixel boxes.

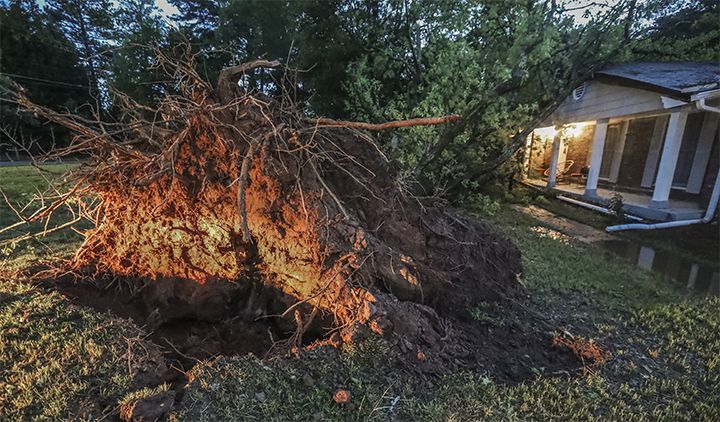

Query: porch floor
[525,178,704,221]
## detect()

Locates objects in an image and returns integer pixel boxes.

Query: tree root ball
[18,58,524,369]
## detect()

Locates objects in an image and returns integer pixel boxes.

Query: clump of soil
[16,54,540,374]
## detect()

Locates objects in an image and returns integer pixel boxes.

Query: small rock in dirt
[333,388,351,405]
[417,350,427,361]
[120,391,175,422]
[312,412,325,421]
[255,391,267,402]
[302,373,315,387]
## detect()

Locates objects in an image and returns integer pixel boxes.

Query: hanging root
[237,141,256,242]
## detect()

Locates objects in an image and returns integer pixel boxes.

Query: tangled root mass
[13,56,524,368]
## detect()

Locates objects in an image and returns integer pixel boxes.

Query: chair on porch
[543,160,575,184]
[569,165,589,186]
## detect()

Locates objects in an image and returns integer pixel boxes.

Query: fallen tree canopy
[7,56,525,369]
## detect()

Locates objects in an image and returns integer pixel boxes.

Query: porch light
[565,124,584,138]
[534,122,591,141]
[534,126,558,140]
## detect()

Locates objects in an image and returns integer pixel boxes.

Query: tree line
[1,0,717,200]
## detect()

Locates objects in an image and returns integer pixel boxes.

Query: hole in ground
[38,271,588,388]
[43,274,332,386]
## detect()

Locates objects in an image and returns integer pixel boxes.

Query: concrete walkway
[511,204,615,243]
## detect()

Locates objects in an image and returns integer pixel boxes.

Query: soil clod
[332,389,351,405]
[120,390,175,422]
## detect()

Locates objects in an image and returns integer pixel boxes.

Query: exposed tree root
[6,52,525,370]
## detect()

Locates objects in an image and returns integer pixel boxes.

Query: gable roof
[595,61,720,99]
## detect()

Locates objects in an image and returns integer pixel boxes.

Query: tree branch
[307,114,460,131]
[217,59,282,88]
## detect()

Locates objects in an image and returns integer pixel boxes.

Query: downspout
[696,97,720,114]
[557,195,644,221]
[606,95,720,232]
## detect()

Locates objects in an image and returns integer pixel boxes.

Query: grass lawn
[0,278,168,420]
[1,165,718,421]
[0,164,85,272]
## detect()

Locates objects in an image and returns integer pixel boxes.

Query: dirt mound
[14,55,524,370]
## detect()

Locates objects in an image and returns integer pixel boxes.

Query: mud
[511,204,614,243]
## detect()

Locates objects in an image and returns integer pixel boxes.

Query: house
[523,61,720,222]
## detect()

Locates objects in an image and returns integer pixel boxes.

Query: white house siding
[550,81,667,125]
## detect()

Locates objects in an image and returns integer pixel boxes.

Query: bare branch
[307,114,460,131]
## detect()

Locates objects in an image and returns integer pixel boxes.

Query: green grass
[1,166,718,420]
[173,340,398,421]
[0,279,167,421]
[0,164,84,270]
[488,207,679,310]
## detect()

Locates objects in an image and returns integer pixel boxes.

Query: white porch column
[651,110,689,208]
[547,134,561,188]
[584,119,608,198]
[640,115,669,188]
[686,112,720,194]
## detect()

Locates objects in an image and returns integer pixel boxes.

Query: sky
[145,0,621,24]
[35,0,179,20]
[154,0,178,19]
[35,0,623,26]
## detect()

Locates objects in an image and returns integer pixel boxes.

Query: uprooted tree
[4,53,524,367]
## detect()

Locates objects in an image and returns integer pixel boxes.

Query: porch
[523,106,719,222]
[524,178,704,221]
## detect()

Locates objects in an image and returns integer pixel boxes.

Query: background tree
[45,0,114,108]
[0,0,92,155]
[632,0,719,61]
[109,0,167,106]
[167,0,362,109]
[3,0,715,203]
[167,0,228,84]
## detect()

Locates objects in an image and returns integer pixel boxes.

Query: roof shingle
[596,61,720,97]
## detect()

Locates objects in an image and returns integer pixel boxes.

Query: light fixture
[534,126,557,140]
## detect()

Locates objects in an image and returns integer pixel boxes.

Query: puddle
[516,204,718,296]
[594,239,719,296]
